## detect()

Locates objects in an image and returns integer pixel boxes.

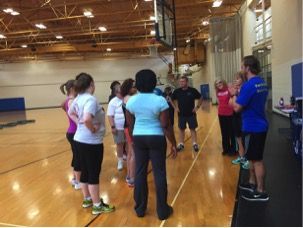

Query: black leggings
[218,115,236,154]
[75,142,103,184]
[66,133,81,171]
[133,135,171,220]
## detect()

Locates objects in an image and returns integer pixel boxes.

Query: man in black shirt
[172,76,203,152]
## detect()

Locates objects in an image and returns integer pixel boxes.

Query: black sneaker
[241,190,269,202]
[239,183,257,192]
[176,143,184,152]
[193,144,199,152]
[158,206,173,220]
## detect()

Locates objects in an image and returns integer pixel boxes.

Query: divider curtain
[210,14,242,84]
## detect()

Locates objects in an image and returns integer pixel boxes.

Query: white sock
[85,196,92,200]
[118,157,123,162]
[93,202,101,207]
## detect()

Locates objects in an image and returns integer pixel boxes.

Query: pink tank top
[65,98,77,133]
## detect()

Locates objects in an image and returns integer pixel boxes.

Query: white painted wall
[271,0,302,110]
[239,0,256,56]
[183,44,215,102]
[0,56,173,108]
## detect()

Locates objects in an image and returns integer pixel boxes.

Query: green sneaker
[92,199,115,215]
[232,156,242,165]
[241,160,250,169]
[82,198,93,208]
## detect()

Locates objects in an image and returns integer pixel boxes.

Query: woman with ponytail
[68,73,115,215]
[60,80,81,190]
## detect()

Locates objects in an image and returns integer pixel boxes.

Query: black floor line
[0,149,69,175]
[85,215,101,227]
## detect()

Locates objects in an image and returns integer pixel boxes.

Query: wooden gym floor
[0,102,239,227]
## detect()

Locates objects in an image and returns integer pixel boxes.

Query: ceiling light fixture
[3,8,13,13]
[106,48,112,52]
[0,34,7,39]
[98,26,107,32]
[254,9,263,12]
[83,11,94,18]
[10,11,20,15]
[21,44,28,48]
[56,35,63,39]
[150,30,156,35]
[150,16,156,21]
[186,39,190,43]
[202,19,209,26]
[3,8,20,16]
[212,0,223,8]
[35,23,47,29]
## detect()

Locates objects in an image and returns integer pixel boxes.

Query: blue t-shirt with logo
[126,93,169,136]
[236,76,268,133]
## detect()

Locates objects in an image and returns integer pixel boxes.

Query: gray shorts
[113,130,126,144]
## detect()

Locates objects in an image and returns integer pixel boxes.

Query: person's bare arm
[125,110,135,141]
[160,109,177,159]
[83,113,97,133]
[193,97,203,113]
[108,116,117,134]
[60,100,66,111]
[173,100,179,113]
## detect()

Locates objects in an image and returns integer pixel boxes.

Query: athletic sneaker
[176,143,184,152]
[193,144,199,152]
[125,176,130,183]
[127,180,135,188]
[117,160,123,171]
[239,183,257,192]
[74,182,81,190]
[241,190,269,202]
[71,178,77,186]
[126,176,135,187]
[158,206,173,220]
[92,199,115,215]
[82,198,93,208]
[232,156,243,165]
[241,160,250,170]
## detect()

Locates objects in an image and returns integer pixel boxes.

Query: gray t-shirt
[69,93,106,144]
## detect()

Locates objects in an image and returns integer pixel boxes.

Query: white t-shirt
[68,93,106,144]
[107,96,125,130]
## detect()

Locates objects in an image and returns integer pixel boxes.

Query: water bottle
[279,97,284,107]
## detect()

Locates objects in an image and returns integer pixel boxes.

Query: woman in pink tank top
[60,80,81,190]
[215,79,236,155]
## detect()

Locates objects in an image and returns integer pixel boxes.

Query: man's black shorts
[244,132,267,161]
[178,114,198,130]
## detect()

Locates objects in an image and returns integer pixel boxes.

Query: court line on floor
[0,222,28,227]
[160,116,218,227]
[0,149,69,175]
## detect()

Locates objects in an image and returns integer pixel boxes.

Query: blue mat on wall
[291,62,303,98]
[0,97,25,112]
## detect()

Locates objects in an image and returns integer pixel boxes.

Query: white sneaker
[117,160,123,171]
[74,183,81,190]
[71,178,77,186]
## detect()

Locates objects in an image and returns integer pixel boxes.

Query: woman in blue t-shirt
[126,69,177,220]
